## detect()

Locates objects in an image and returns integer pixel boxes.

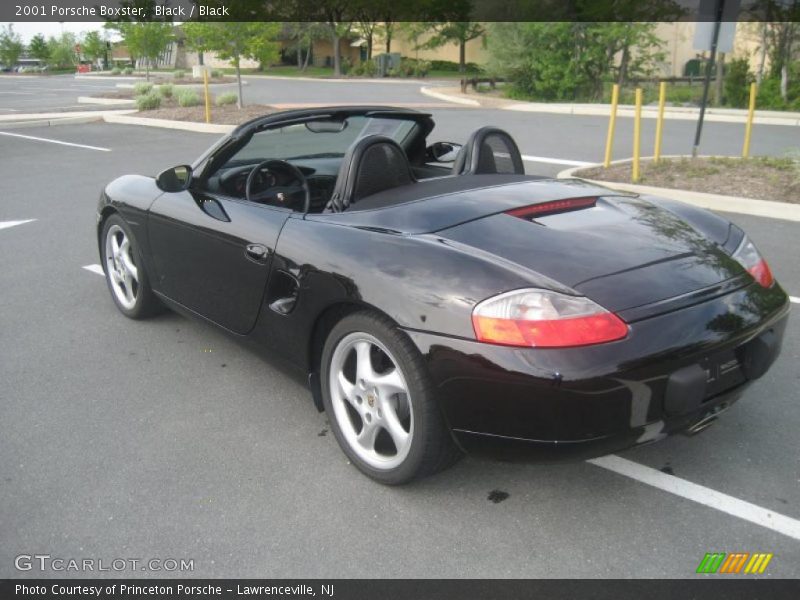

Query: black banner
[3,579,800,600]
[3,0,800,23]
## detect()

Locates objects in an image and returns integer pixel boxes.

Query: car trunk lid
[437,192,746,316]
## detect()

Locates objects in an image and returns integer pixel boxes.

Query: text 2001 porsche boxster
[96,107,790,484]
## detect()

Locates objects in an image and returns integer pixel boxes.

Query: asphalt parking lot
[1,119,798,579]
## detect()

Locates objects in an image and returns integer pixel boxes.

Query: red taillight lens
[733,236,774,288]
[471,289,628,348]
[506,197,597,219]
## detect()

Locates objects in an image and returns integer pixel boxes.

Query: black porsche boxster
[96,106,790,484]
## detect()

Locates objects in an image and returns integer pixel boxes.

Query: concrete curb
[0,109,134,123]
[78,97,135,106]
[102,113,234,134]
[116,81,244,90]
[557,159,800,223]
[507,102,800,126]
[420,87,800,125]
[244,73,436,85]
[419,86,480,106]
[0,115,105,129]
[74,75,143,81]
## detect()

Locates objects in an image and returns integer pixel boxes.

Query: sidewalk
[421,86,800,126]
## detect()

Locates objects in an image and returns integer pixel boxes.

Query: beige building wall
[655,22,767,77]
[181,51,260,70]
[385,31,489,64]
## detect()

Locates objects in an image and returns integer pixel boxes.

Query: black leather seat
[452,127,525,176]
[328,135,415,212]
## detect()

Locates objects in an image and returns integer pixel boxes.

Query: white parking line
[0,131,111,152]
[521,154,592,167]
[790,296,799,304]
[0,219,36,230]
[589,455,800,541]
[82,264,104,276]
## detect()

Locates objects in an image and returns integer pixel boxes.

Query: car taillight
[471,289,628,348]
[732,236,774,288]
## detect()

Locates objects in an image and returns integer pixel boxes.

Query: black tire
[100,214,162,319]
[320,310,462,484]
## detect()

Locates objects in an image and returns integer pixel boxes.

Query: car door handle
[245,243,270,261]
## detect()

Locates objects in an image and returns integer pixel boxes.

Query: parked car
[95,106,790,484]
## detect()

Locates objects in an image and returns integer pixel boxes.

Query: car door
[146,189,289,335]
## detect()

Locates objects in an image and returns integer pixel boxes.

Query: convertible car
[96,106,790,484]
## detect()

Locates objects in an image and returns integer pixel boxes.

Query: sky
[0,22,114,43]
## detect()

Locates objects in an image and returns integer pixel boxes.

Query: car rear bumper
[405,282,790,461]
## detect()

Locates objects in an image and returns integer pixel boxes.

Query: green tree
[0,24,24,69]
[285,23,327,71]
[422,21,484,74]
[47,33,78,69]
[81,30,107,66]
[487,22,667,102]
[28,34,50,65]
[751,0,800,101]
[106,22,173,81]
[183,22,281,107]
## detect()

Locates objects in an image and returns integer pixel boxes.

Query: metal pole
[203,68,211,124]
[603,83,620,168]
[742,81,757,157]
[654,81,667,163]
[692,0,725,157]
[633,88,643,183]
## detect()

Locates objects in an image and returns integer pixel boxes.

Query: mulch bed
[576,156,800,204]
[138,103,274,125]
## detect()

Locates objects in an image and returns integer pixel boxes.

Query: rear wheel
[320,311,462,484]
[101,214,162,319]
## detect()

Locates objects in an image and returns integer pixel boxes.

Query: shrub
[173,69,185,79]
[123,67,133,75]
[757,77,786,109]
[133,82,154,95]
[210,69,223,78]
[175,88,201,107]
[414,60,431,78]
[158,84,174,98]
[215,92,237,106]
[724,58,753,108]
[111,67,121,75]
[135,92,161,111]
[399,59,415,78]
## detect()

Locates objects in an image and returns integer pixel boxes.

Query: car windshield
[224,115,418,166]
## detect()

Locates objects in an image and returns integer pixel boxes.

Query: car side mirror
[426,141,462,163]
[156,165,193,193]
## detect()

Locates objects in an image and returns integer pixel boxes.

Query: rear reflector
[506,196,597,219]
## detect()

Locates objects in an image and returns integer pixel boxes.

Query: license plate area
[700,349,746,401]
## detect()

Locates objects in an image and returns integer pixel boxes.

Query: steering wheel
[245,159,311,212]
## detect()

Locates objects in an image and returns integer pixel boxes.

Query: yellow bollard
[603,83,620,168]
[632,88,642,183]
[203,68,211,124]
[742,82,757,158]
[654,81,666,163]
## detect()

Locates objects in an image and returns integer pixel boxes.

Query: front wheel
[100,214,162,319]
[320,311,462,484]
